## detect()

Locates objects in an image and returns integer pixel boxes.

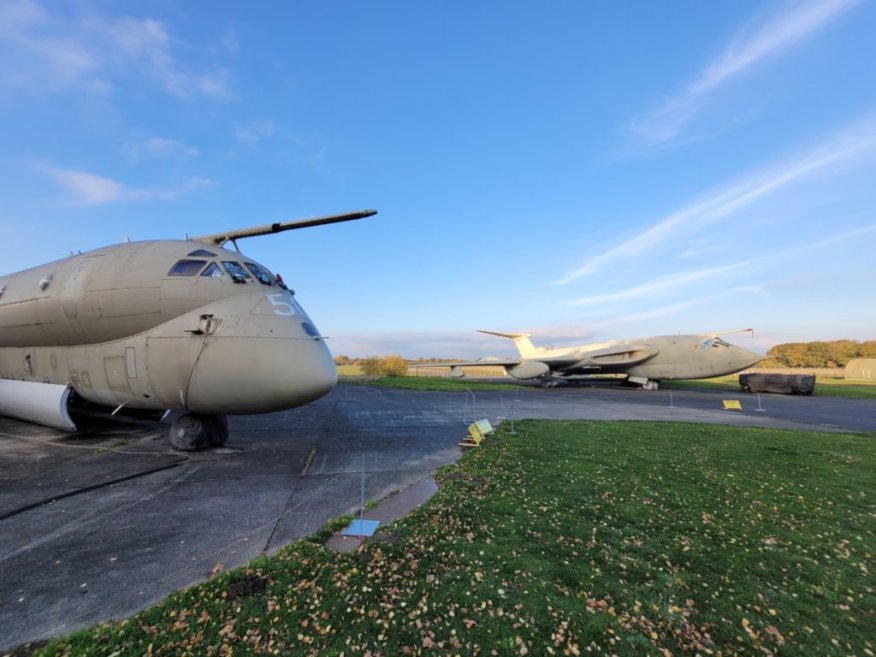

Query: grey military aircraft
[433,329,762,389]
[0,209,376,450]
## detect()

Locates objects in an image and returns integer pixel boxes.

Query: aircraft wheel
[169,414,229,450]
[169,413,212,451]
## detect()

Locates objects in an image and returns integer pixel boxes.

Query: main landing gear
[628,376,660,390]
[169,413,228,451]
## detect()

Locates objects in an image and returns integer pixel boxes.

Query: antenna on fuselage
[190,209,377,247]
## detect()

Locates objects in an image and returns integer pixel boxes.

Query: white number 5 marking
[267,293,296,317]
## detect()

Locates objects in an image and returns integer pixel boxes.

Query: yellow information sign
[723,399,743,411]
[462,419,495,447]
[468,423,485,445]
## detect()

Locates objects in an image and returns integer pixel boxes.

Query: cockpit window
[169,259,207,276]
[200,262,224,278]
[712,338,730,348]
[244,262,275,286]
[188,249,216,257]
[222,261,252,284]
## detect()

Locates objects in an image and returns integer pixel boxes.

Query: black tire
[169,414,211,451]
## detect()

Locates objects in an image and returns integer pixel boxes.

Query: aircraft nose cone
[186,336,337,414]
[731,346,763,371]
[256,337,338,409]
[300,340,338,401]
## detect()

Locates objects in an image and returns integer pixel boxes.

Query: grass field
[337,366,876,399]
[37,421,875,657]
[340,375,517,391]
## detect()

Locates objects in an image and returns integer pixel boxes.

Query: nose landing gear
[169,413,229,451]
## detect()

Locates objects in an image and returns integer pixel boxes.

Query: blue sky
[1,0,875,359]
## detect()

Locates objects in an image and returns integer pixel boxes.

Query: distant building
[845,358,876,381]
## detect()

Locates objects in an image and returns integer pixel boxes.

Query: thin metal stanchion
[463,387,476,425]
[755,393,766,412]
[358,452,366,525]
[497,394,518,435]
[341,452,379,537]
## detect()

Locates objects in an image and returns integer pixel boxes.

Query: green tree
[360,356,381,376]
[826,340,860,367]
[378,355,409,376]
[807,342,830,368]
[767,343,808,367]
[861,341,876,358]
[764,340,875,368]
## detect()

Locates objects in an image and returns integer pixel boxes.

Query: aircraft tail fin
[478,330,538,358]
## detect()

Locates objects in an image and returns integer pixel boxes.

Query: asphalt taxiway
[1,382,874,651]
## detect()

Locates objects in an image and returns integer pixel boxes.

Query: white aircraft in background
[431,329,762,389]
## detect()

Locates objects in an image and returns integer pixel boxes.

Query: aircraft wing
[191,209,377,246]
[566,344,658,370]
[418,359,521,369]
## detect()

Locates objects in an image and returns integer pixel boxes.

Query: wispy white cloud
[230,121,330,169]
[631,0,858,142]
[563,224,875,314]
[614,287,767,324]
[235,120,277,145]
[0,1,231,99]
[42,166,212,205]
[0,0,45,29]
[557,113,876,283]
[678,243,724,259]
[567,262,749,306]
[134,177,213,202]
[0,0,98,91]
[768,222,876,257]
[45,168,123,204]
[125,137,200,161]
[330,330,496,360]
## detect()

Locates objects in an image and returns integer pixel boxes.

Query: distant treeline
[333,354,459,377]
[333,355,459,366]
[760,340,876,368]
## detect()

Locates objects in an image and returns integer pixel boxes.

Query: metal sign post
[342,453,380,537]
